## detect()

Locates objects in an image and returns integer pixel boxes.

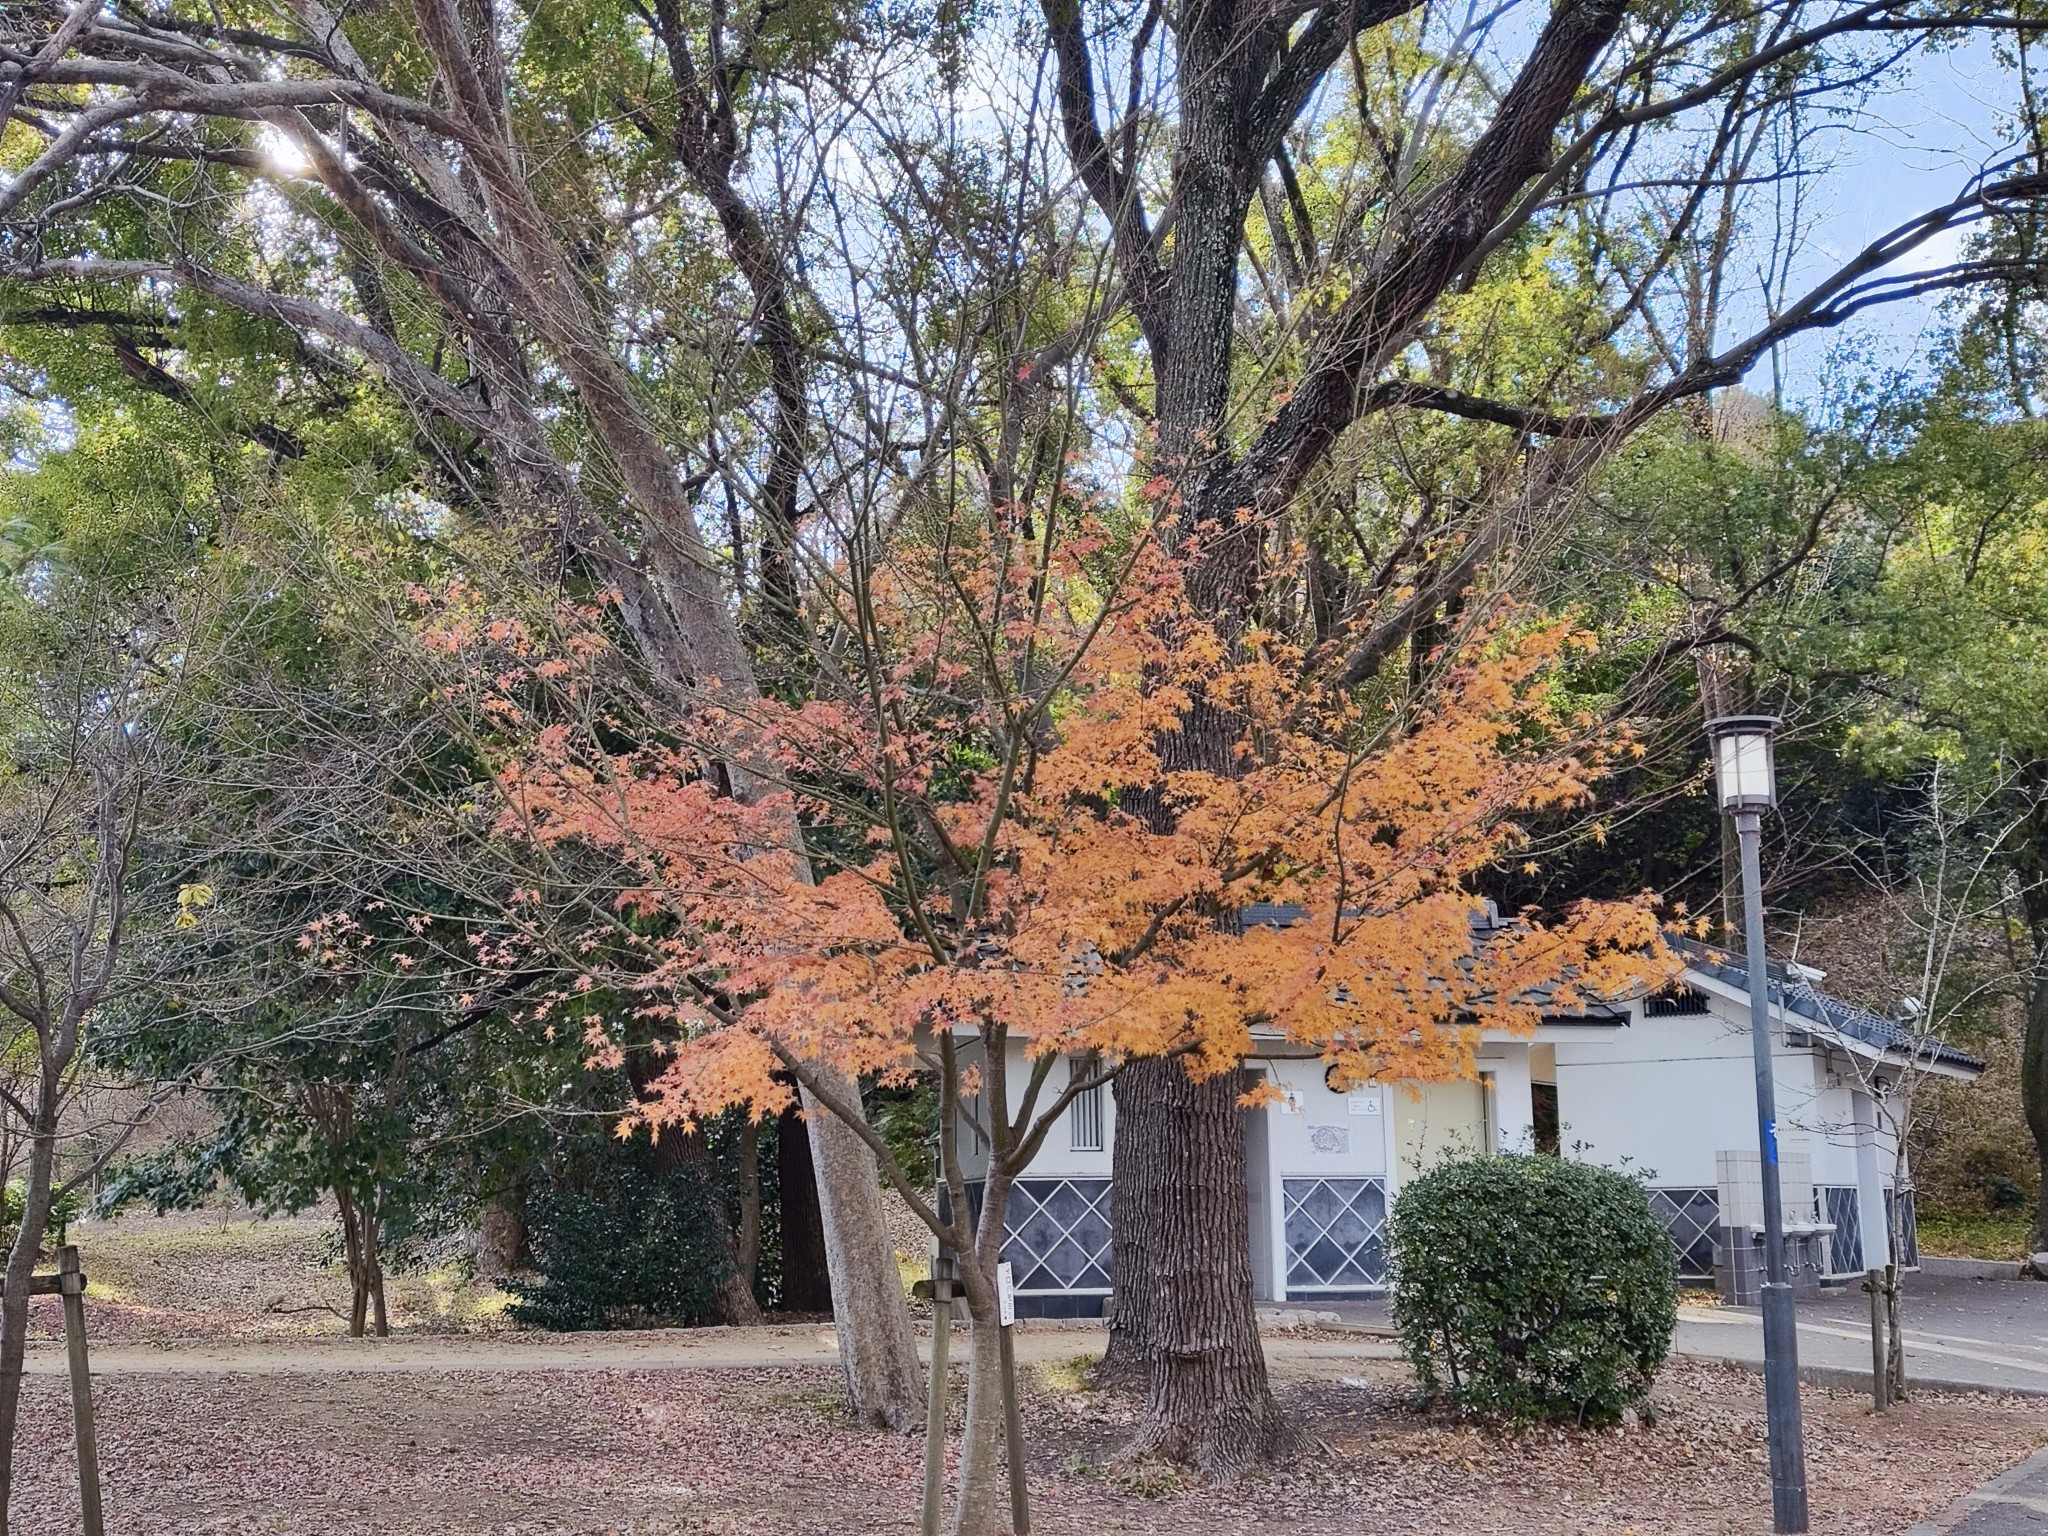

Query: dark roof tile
[1669,933,1983,1073]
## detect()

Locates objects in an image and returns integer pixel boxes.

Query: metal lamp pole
[1709,715,1809,1536]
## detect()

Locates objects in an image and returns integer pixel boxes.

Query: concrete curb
[1919,1255,2027,1282]
[1681,1350,2048,1400]
[1901,1441,2048,1534]
[1255,1306,1345,1328]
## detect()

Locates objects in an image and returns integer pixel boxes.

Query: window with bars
[1648,1187,1720,1282]
[1004,1178,1113,1293]
[1821,1187,1863,1276]
[1069,1081,1104,1152]
[1282,1177,1388,1292]
[1644,986,1709,1017]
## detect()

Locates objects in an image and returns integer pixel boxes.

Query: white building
[951,920,1981,1316]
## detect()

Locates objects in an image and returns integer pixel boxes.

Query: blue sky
[1767,34,2025,406]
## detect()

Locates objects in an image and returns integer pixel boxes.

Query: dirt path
[26,1321,1404,1378]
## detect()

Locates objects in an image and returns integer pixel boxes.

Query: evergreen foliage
[1389,1154,1677,1425]
[507,1109,780,1331]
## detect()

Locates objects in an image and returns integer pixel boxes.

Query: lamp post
[1707,714,1809,1535]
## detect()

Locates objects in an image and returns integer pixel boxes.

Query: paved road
[1908,1444,2048,1534]
[1678,1272,2048,1396]
[1325,1271,2048,1395]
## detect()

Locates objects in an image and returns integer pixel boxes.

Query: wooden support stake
[918,1275,950,1536]
[998,1318,1029,1536]
[56,1246,103,1536]
[1865,1269,1889,1412]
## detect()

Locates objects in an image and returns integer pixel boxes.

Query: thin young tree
[1813,760,2042,1403]
[0,579,209,1527]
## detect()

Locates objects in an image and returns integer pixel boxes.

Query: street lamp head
[1706,714,1780,811]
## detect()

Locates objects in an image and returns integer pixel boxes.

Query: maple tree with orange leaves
[411,490,1673,1534]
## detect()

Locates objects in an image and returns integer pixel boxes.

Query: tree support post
[57,1245,103,1536]
[997,1262,1029,1536]
[1864,1269,1890,1412]
[918,1268,951,1536]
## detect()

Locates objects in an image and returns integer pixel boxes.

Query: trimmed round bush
[1388,1153,1677,1425]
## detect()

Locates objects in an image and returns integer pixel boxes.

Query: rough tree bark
[1108,1062,1288,1473]
[1093,1065,1161,1390]
[803,1074,924,1428]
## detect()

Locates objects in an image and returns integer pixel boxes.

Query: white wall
[1547,995,1900,1200]
[1023,1054,1117,1180]
[1392,1079,1488,1179]
[953,1040,1116,1183]
[1552,1006,1801,1188]
[1258,1056,1390,1177]
[1475,1043,1535,1154]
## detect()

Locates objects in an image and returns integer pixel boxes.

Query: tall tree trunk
[2024,957,2048,1269]
[1883,1256,1907,1398]
[335,1186,368,1338]
[476,1172,529,1278]
[365,1209,389,1338]
[804,1073,924,1428]
[381,0,923,1413]
[1109,1062,1285,1474]
[1096,1063,1161,1390]
[660,1122,764,1328]
[0,1118,58,1535]
[1094,0,1284,1456]
[2019,849,2048,1275]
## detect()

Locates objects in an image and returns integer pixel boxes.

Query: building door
[1532,1082,1561,1156]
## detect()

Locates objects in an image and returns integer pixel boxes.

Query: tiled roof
[1237,900,1628,1023]
[1669,933,1984,1074]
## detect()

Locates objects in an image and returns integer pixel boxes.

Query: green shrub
[1,1183,84,1253]
[506,1109,780,1331]
[1389,1153,1677,1425]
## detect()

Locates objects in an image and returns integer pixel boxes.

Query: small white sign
[1280,1089,1306,1115]
[1348,1093,1381,1116]
[996,1261,1016,1327]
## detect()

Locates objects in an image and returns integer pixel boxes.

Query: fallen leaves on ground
[4,1355,2040,1535]
[34,1211,513,1344]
